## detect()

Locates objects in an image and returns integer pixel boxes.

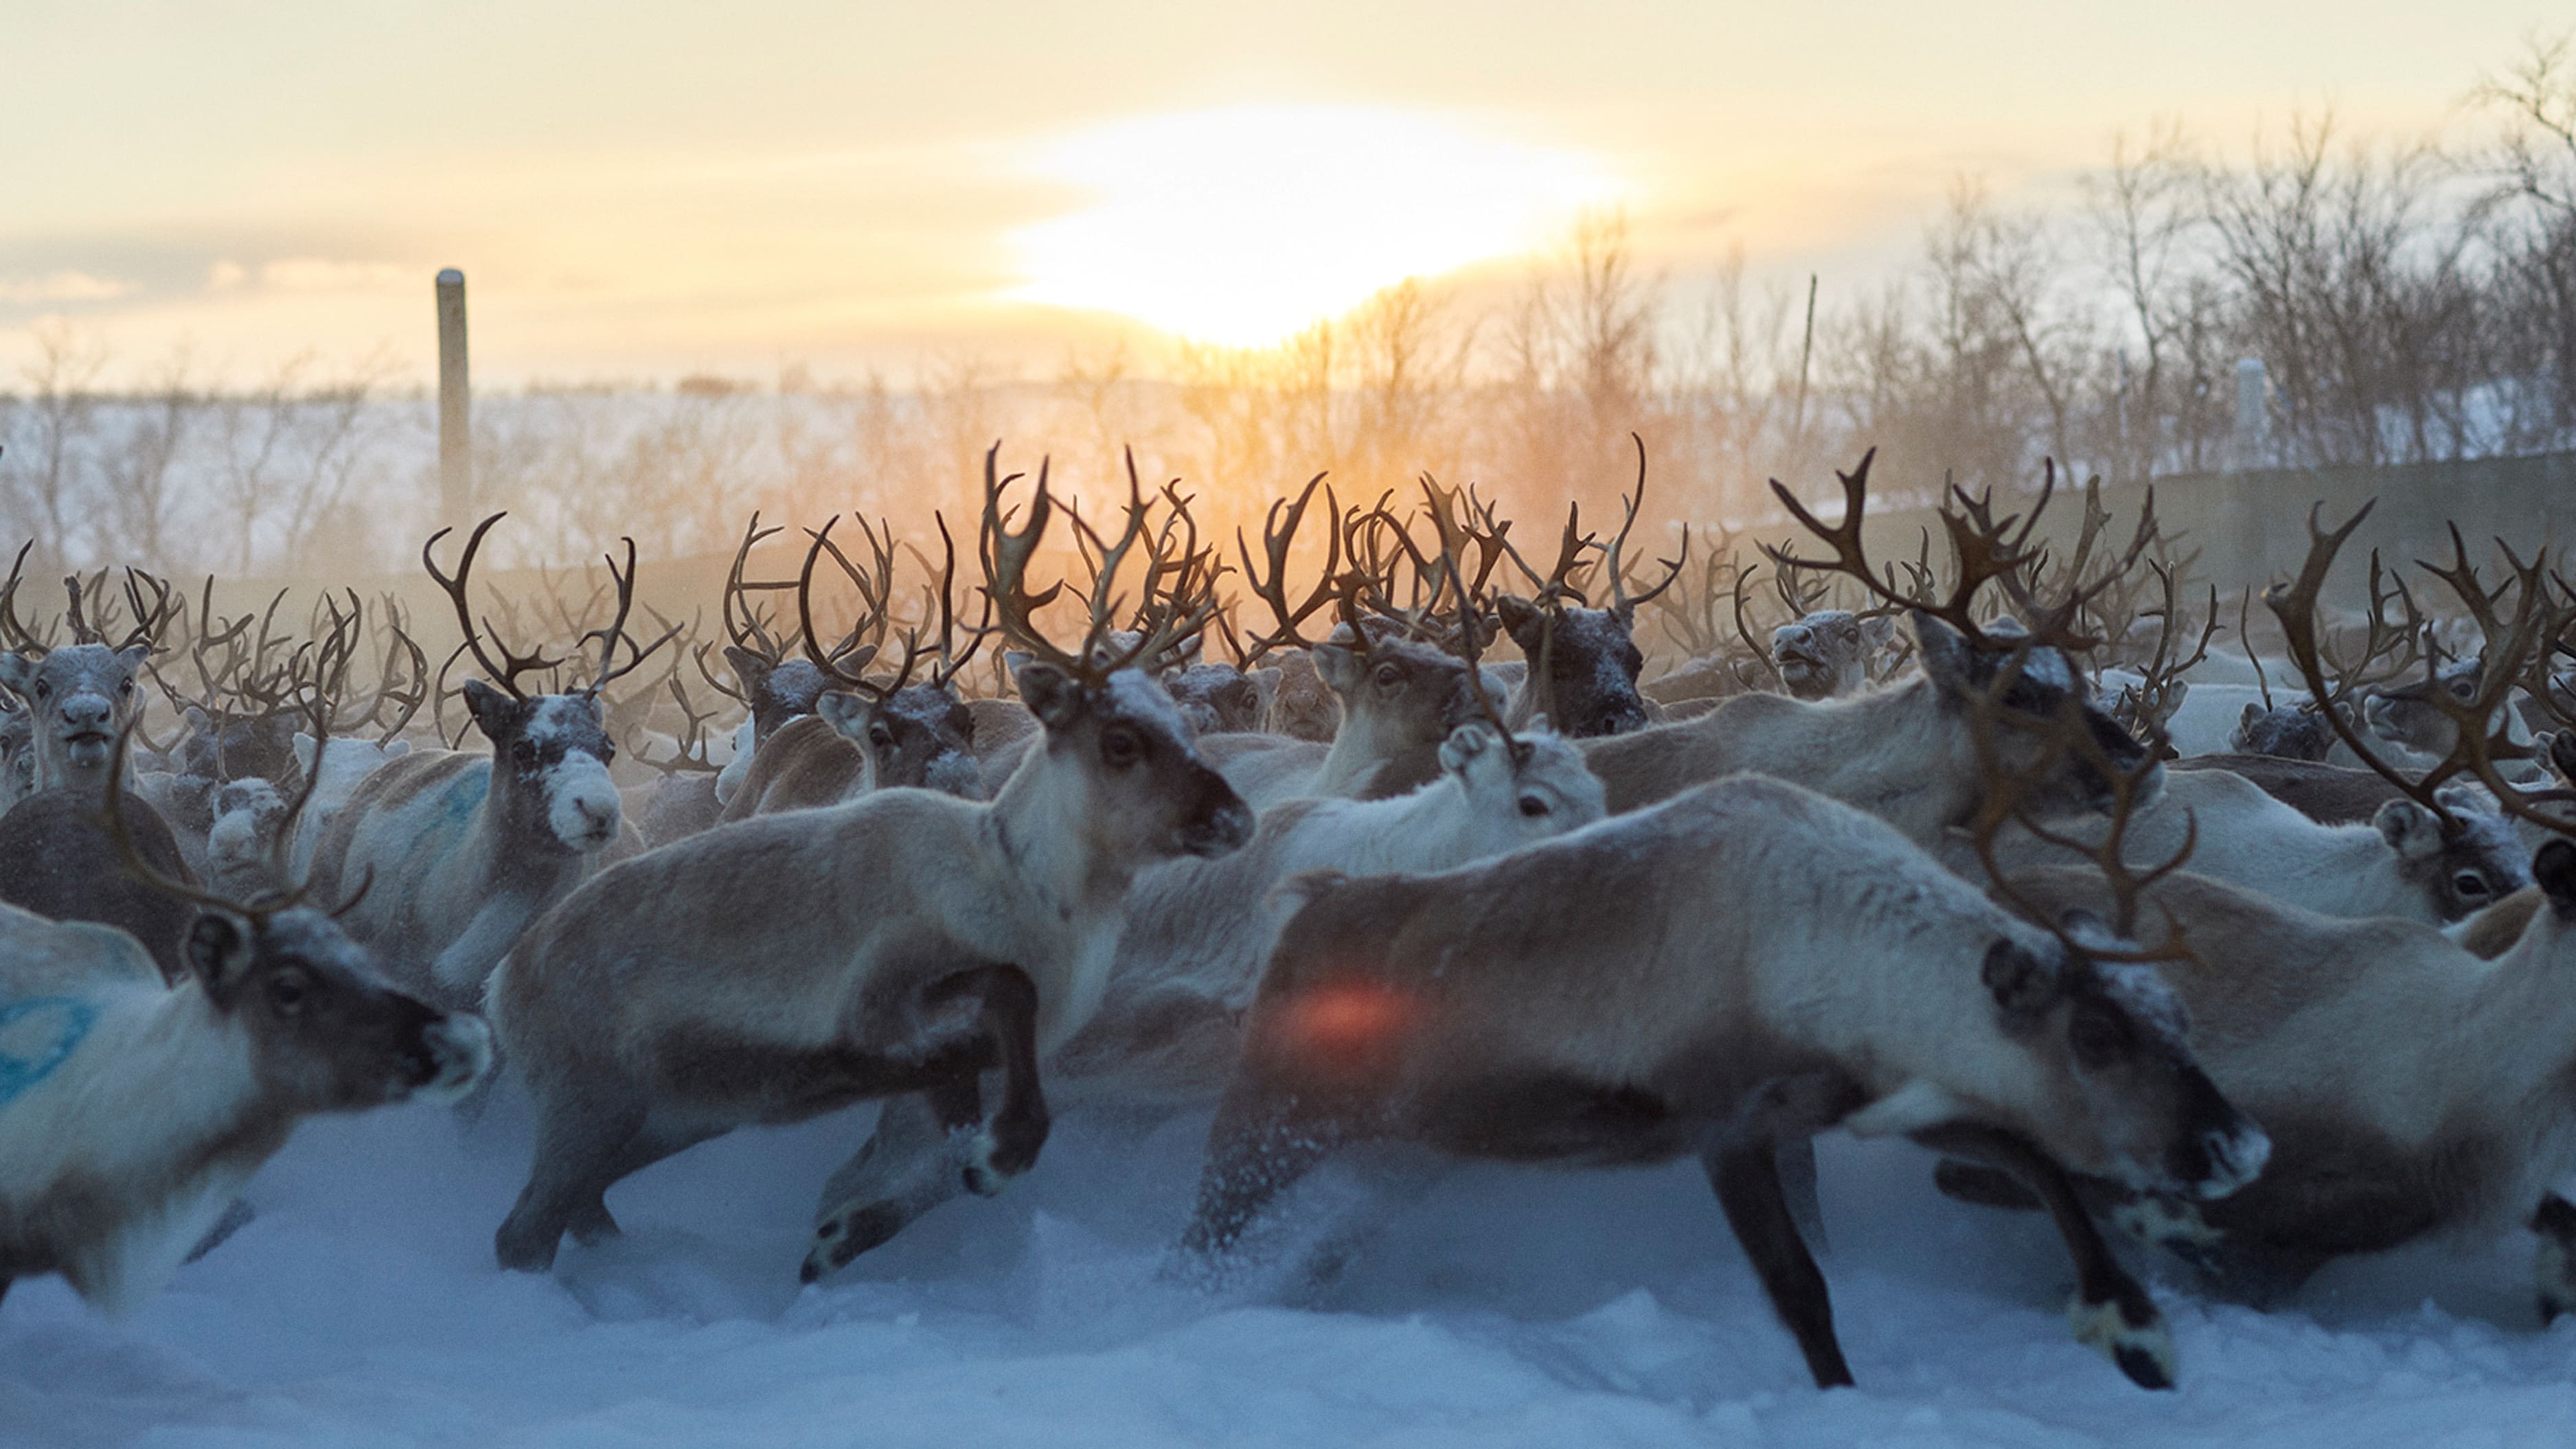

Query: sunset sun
[1011,105,1620,346]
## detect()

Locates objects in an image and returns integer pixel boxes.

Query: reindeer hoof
[2070,1290,2176,1391]
[803,1201,910,1281]
[2532,1195,2576,1327]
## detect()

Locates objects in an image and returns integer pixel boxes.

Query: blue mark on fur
[0,997,98,1106]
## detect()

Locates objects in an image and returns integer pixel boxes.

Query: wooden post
[436,268,472,522]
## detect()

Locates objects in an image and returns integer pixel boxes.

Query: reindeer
[1956,766,2528,925]
[1577,455,2160,837]
[1193,481,1485,809]
[720,513,988,820]
[485,448,1255,1274]
[0,760,490,1316]
[1768,609,1899,700]
[803,715,1609,1280]
[1470,443,1684,738]
[1940,501,2576,1316]
[0,554,171,803]
[305,518,676,1011]
[1173,770,2264,1392]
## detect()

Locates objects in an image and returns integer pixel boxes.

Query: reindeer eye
[2454,871,2490,898]
[1100,727,1143,768]
[1517,794,1550,818]
[2069,1007,2129,1068]
[266,970,310,1016]
[1373,663,1402,689]
[868,722,894,749]
[33,681,49,700]
[511,739,537,765]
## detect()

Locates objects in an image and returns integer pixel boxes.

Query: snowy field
[8,1087,2575,1449]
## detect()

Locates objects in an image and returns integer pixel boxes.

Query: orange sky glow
[3,1,2564,387]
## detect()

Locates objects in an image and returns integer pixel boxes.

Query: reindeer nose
[60,694,112,730]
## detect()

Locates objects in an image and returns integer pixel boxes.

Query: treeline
[5,36,2573,578]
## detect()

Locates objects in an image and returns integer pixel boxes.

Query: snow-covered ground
[8,1087,2575,1448]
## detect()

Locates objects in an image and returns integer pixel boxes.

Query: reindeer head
[2232,700,2337,761]
[1770,609,1897,701]
[980,446,1253,869]
[464,684,623,854]
[1493,595,1652,737]
[1016,659,1251,865]
[424,516,679,859]
[1435,720,1608,854]
[1256,650,1339,741]
[1979,925,2268,1200]
[1918,613,2160,819]
[205,777,293,899]
[723,648,834,746]
[817,681,981,799]
[1161,661,1266,735]
[188,905,492,1111]
[0,643,151,788]
[1312,626,1480,748]
[2362,656,2489,757]
[2372,784,2531,920]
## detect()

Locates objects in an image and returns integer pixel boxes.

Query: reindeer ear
[115,643,151,672]
[1912,612,1976,698]
[1311,641,1361,694]
[1437,722,1498,774]
[1012,661,1082,729]
[0,652,32,697]
[1981,939,2064,1021]
[2373,799,2444,863]
[814,691,876,742]
[1494,595,1542,643]
[185,911,257,1005]
[1860,615,1899,648]
[460,680,520,740]
[2240,702,2266,731]
[2535,840,2576,915]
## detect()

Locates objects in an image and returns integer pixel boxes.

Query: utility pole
[436,268,472,522]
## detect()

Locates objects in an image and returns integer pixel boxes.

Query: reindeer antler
[1603,434,1687,617]
[422,514,565,700]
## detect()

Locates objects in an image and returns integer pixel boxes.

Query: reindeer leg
[803,1091,975,1283]
[1174,1082,1356,1275]
[1916,1123,2174,1391]
[2532,1193,2576,1326]
[497,1093,644,1273]
[1705,1132,1854,1389]
[1933,1158,2045,1211]
[923,965,1048,1196]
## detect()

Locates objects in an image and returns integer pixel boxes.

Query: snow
[8,1089,2576,1448]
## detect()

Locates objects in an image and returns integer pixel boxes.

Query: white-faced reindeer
[1580,457,2161,839]
[0,557,173,802]
[1769,608,1899,700]
[486,449,1255,1274]
[0,762,490,1315]
[306,518,677,1011]
[802,716,1610,1280]
[1173,772,2264,1393]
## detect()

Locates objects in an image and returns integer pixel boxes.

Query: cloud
[207,259,249,290]
[0,271,135,304]
[258,257,410,294]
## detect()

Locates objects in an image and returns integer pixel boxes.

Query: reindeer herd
[5,440,2576,1398]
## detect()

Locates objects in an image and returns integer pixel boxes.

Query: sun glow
[1011,105,1619,347]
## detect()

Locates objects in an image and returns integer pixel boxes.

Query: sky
[1,1,2564,388]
